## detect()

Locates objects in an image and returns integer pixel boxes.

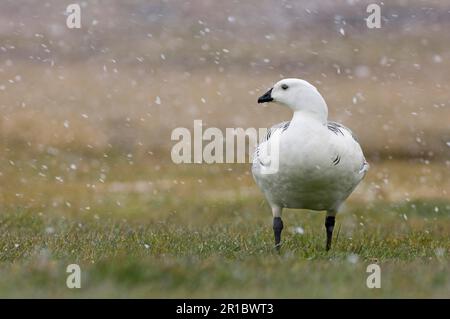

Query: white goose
[252,78,369,250]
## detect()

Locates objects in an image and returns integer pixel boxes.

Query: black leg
[325,215,335,251]
[273,217,284,250]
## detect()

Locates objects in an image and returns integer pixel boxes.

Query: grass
[0,155,448,298]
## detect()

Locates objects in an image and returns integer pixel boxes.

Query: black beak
[257,88,273,103]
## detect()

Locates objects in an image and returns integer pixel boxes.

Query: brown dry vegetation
[0,64,449,160]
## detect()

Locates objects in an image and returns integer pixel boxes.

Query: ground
[0,154,448,298]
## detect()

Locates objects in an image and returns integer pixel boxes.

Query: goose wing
[253,121,290,164]
[327,121,369,176]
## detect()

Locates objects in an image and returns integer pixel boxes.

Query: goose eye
[281,84,289,90]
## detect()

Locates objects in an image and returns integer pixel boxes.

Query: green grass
[0,197,449,297]
[0,155,449,298]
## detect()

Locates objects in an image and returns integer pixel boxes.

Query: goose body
[252,117,368,212]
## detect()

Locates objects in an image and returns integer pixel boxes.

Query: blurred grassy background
[0,0,449,297]
[1,0,450,159]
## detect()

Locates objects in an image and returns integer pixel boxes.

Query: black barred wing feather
[254,121,290,161]
[327,121,359,143]
[262,121,290,142]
